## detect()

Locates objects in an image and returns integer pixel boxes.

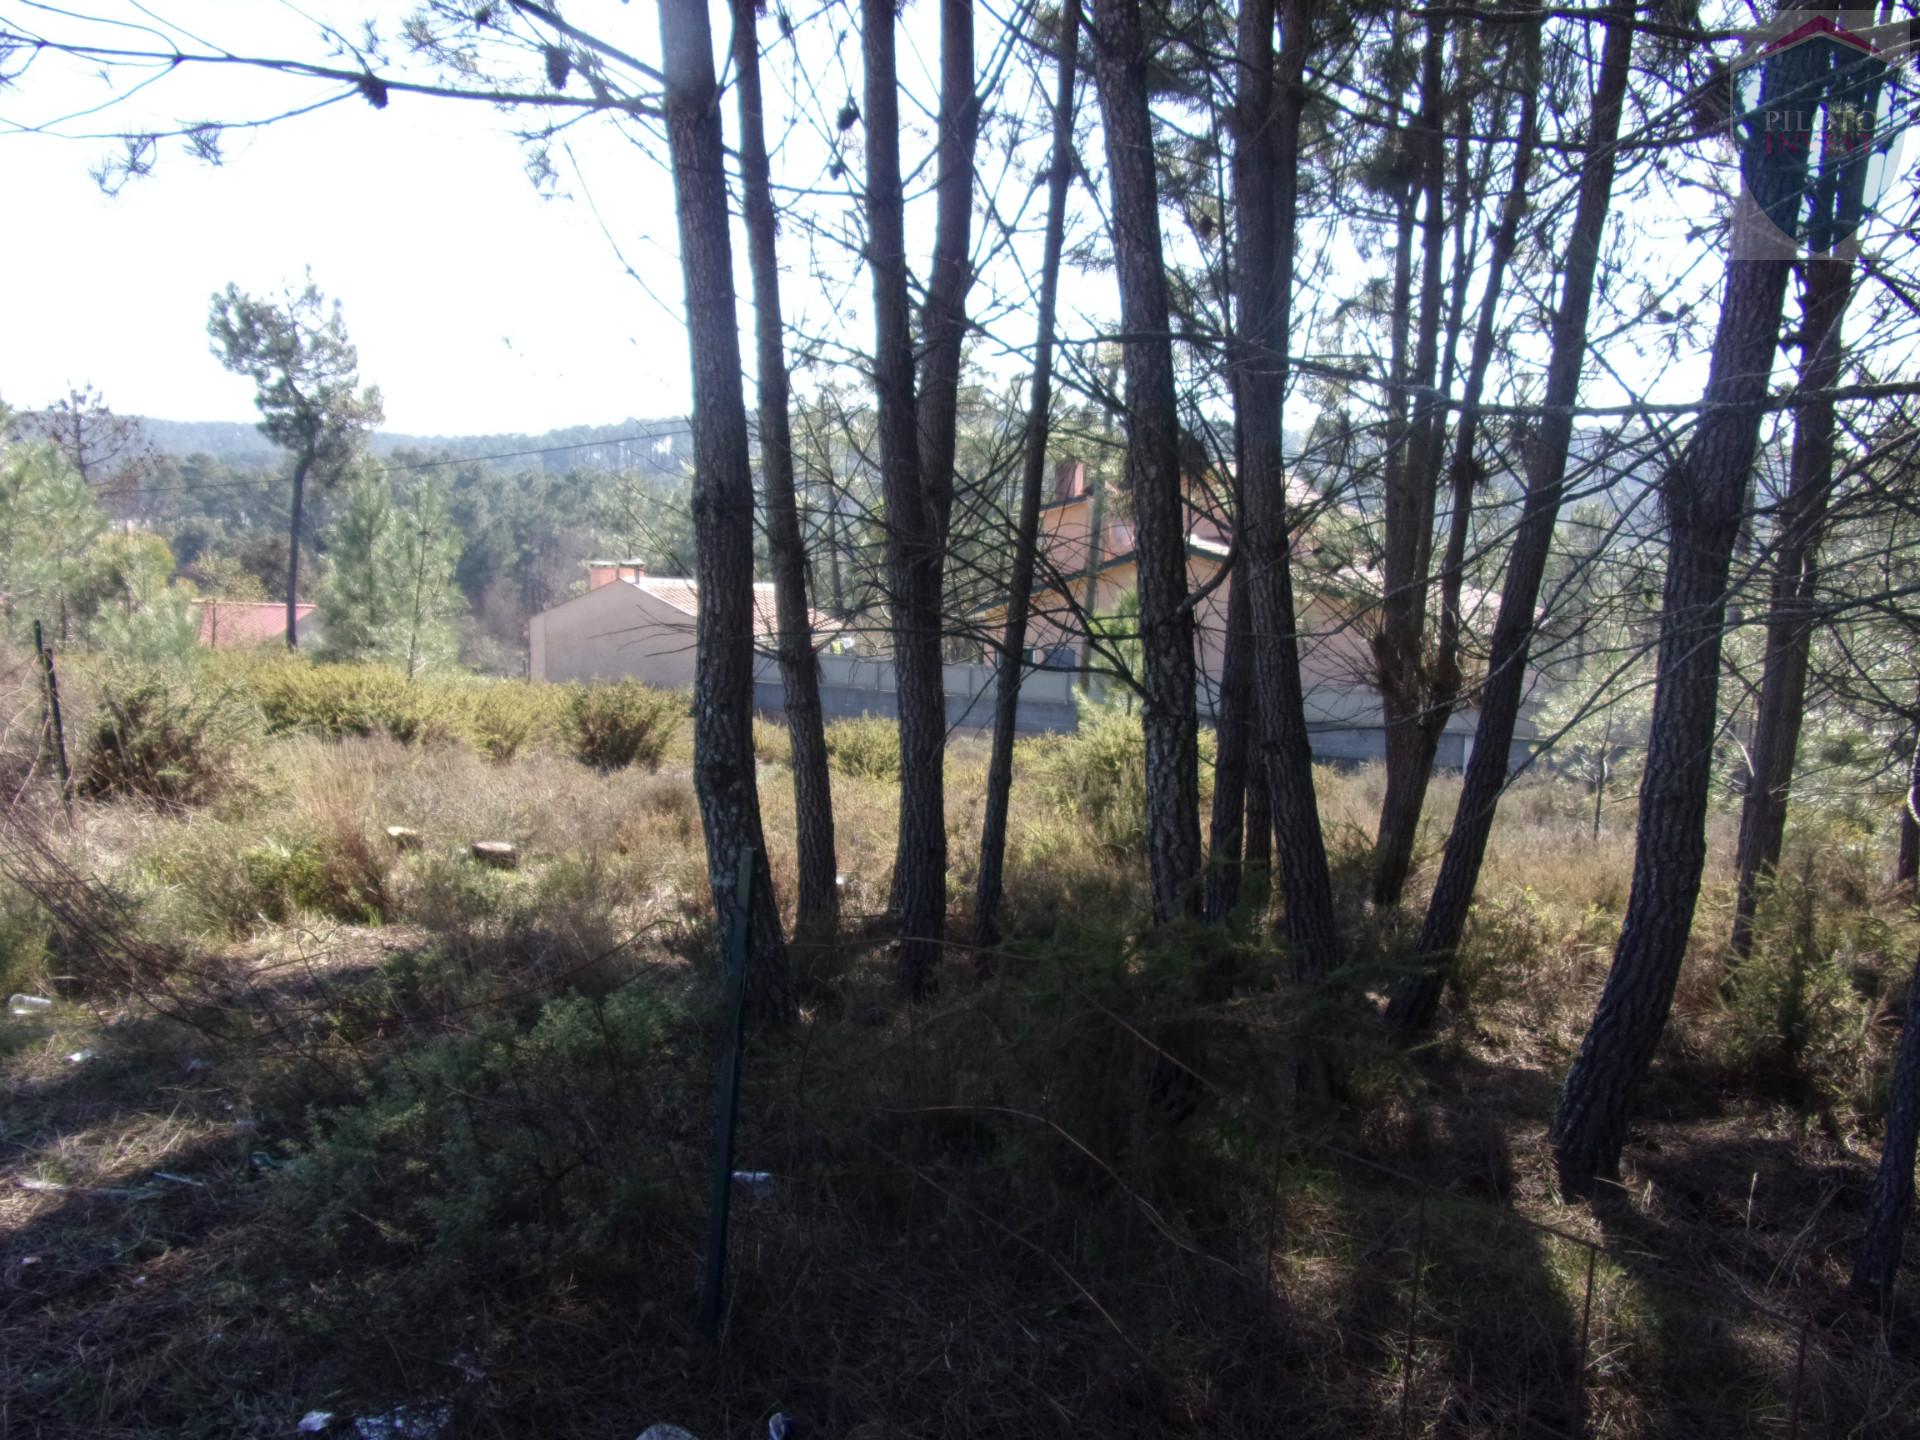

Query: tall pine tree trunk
[1552,207,1795,1197]
[863,0,948,993]
[889,0,979,929]
[1853,938,1920,1307]
[1205,550,1256,922]
[1090,0,1203,924]
[975,0,1080,948]
[916,0,980,554]
[1730,252,1852,960]
[1421,25,1541,793]
[1386,7,1633,1035]
[1899,709,1920,885]
[1370,15,1449,909]
[732,0,838,944]
[1236,0,1339,977]
[287,454,311,649]
[658,0,793,1022]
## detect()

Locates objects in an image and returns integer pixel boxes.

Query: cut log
[469,841,517,869]
[384,825,422,850]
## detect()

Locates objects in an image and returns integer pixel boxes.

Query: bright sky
[2,4,1912,444]
[0,5,732,434]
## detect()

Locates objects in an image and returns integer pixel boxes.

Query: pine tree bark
[889,0,978,929]
[1386,6,1633,1035]
[286,453,311,649]
[1729,252,1852,961]
[975,0,1080,949]
[1205,551,1256,922]
[1852,938,1920,1308]
[658,0,793,1022]
[862,0,948,993]
[732,0,838,944]
[1090,0,1203,925]
[1552,208,1795,1197]
[1419,25,1541,802]
[1370,15,1450,909]
[1899,714,1920,886]
[916,0,980,555]
[1235,0,1339,977]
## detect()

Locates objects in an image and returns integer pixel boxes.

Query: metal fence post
[1401,1192,1428,1438]
[698,846,756,1341]
[33,620,73,825]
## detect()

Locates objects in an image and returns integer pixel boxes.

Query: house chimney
[589,559,648,589]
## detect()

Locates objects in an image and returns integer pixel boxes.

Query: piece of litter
[636,1427,700,1440]
[131,1274,147,1286]
[18,1255,39,1266]
[185,1057,212,1074]
[732,1170,776,1192]
[66,1049,93,1064]
[769,1416,795,1440]
[298,1412,334,1434]
[153,1171,206,1188]
[353,1403,450,1439]
[251,1151,293,1171]
[8,993,52,1016]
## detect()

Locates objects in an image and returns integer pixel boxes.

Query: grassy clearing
[3,653,1919,1437]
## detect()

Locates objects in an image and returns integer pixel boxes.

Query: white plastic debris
[636,1427,700,1440]
[153,1171,206,1188]
[18,1255,39,1266]
[298,1413,334,1434]
[732,1170,776,1192]
[8,994,52,1016]
[353,1404,449,1439]
[66,1049,94,1064]
[768,1416,795,1440]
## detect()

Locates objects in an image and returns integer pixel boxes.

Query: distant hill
[126,415,695,476]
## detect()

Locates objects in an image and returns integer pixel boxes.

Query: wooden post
[698,846,756,1340]
[33,620,74,824]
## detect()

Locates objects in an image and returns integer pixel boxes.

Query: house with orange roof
[978,460,1525,765]
[194,599,320,650]
[528,560,842,686]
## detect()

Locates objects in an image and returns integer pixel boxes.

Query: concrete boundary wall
[750,653,1533,771]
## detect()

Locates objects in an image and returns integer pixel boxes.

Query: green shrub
[232,657,461,746]
[823,714,901,781]
[79,664,254,809]
[1453,888,1554,1012]
[284,981,696,1290]
[753,715,792,766]
[467,681,556,763]
[146,822,389,935]
[1725,858,1880,1112]
[0,879,48,998]
[563,680,683,772]
[1021,706,1216,858]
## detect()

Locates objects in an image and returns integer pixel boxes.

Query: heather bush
[823,713,901,782]
[562,680,684,771]
[78,663,255,809]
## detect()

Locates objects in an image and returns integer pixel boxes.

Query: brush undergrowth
[5,679,1920,1438]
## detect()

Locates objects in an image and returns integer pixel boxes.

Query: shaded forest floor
[5,715,1920,1438]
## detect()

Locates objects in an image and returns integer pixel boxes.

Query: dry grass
[4,711,1919,1438]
